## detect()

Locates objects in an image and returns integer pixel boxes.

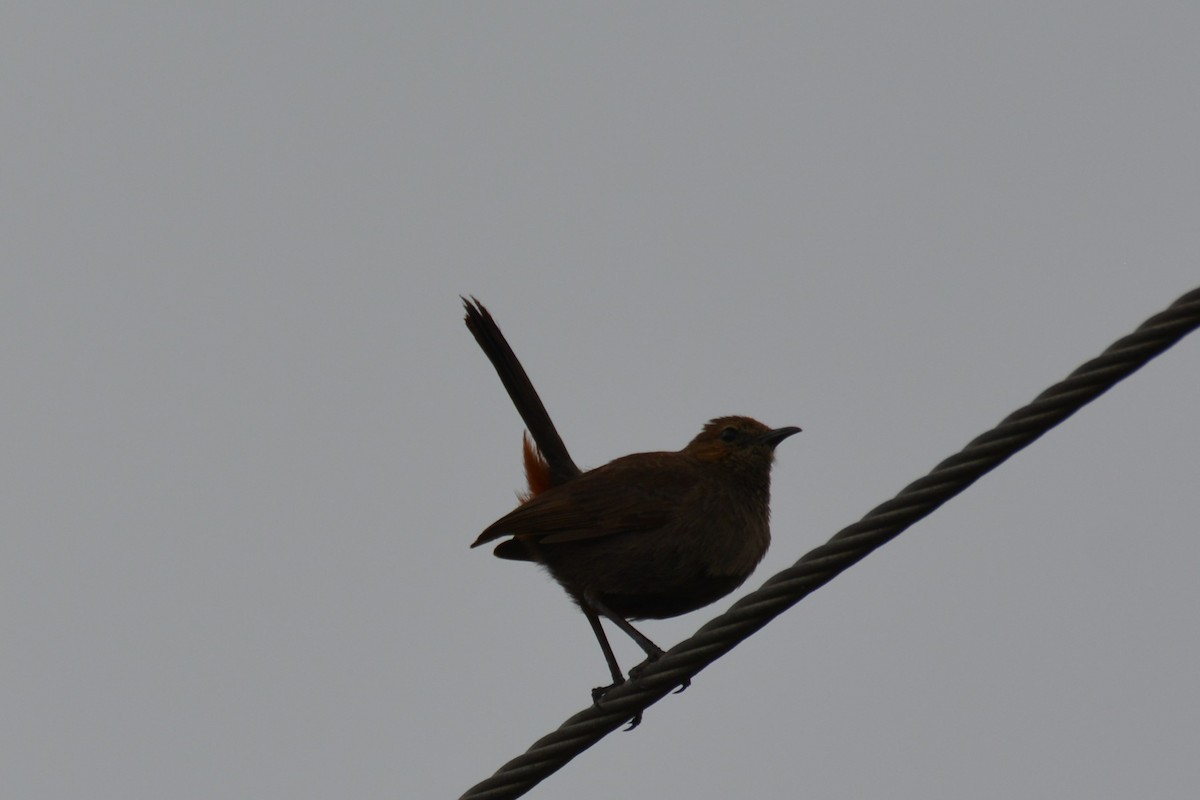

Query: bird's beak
[759,425,802,448]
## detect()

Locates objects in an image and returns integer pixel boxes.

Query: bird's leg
[582,602,645,730]
[583,604,625,699]
[585,592,691,698]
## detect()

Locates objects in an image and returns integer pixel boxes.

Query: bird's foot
[591,678,644,730]
[591,678,623,705]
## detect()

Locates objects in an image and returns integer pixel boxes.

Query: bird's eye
[720,427,739,443]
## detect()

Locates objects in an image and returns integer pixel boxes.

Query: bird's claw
[591,680,622,705]
[591,680,643,730]
[591,650,687,731]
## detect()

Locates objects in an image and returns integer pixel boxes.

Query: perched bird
[462,297,799,725]
[472,416,800,700]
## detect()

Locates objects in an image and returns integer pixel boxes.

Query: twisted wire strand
[459,286,1200,800]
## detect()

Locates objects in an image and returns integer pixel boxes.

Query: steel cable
[458,286,1200,800]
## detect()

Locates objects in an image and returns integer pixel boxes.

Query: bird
[472,418,799,698]
[462,298,799,724]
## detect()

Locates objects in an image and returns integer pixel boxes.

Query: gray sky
[4,4,1198,798]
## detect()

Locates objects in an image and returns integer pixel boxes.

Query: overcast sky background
[3,4,1198,799]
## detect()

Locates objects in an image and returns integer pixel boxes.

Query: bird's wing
[471,455,698,548]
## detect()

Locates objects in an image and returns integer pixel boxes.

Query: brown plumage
[518,432,554,503]
[473,416,798,727]
[474,417,799,620]
[462,298,799,723]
